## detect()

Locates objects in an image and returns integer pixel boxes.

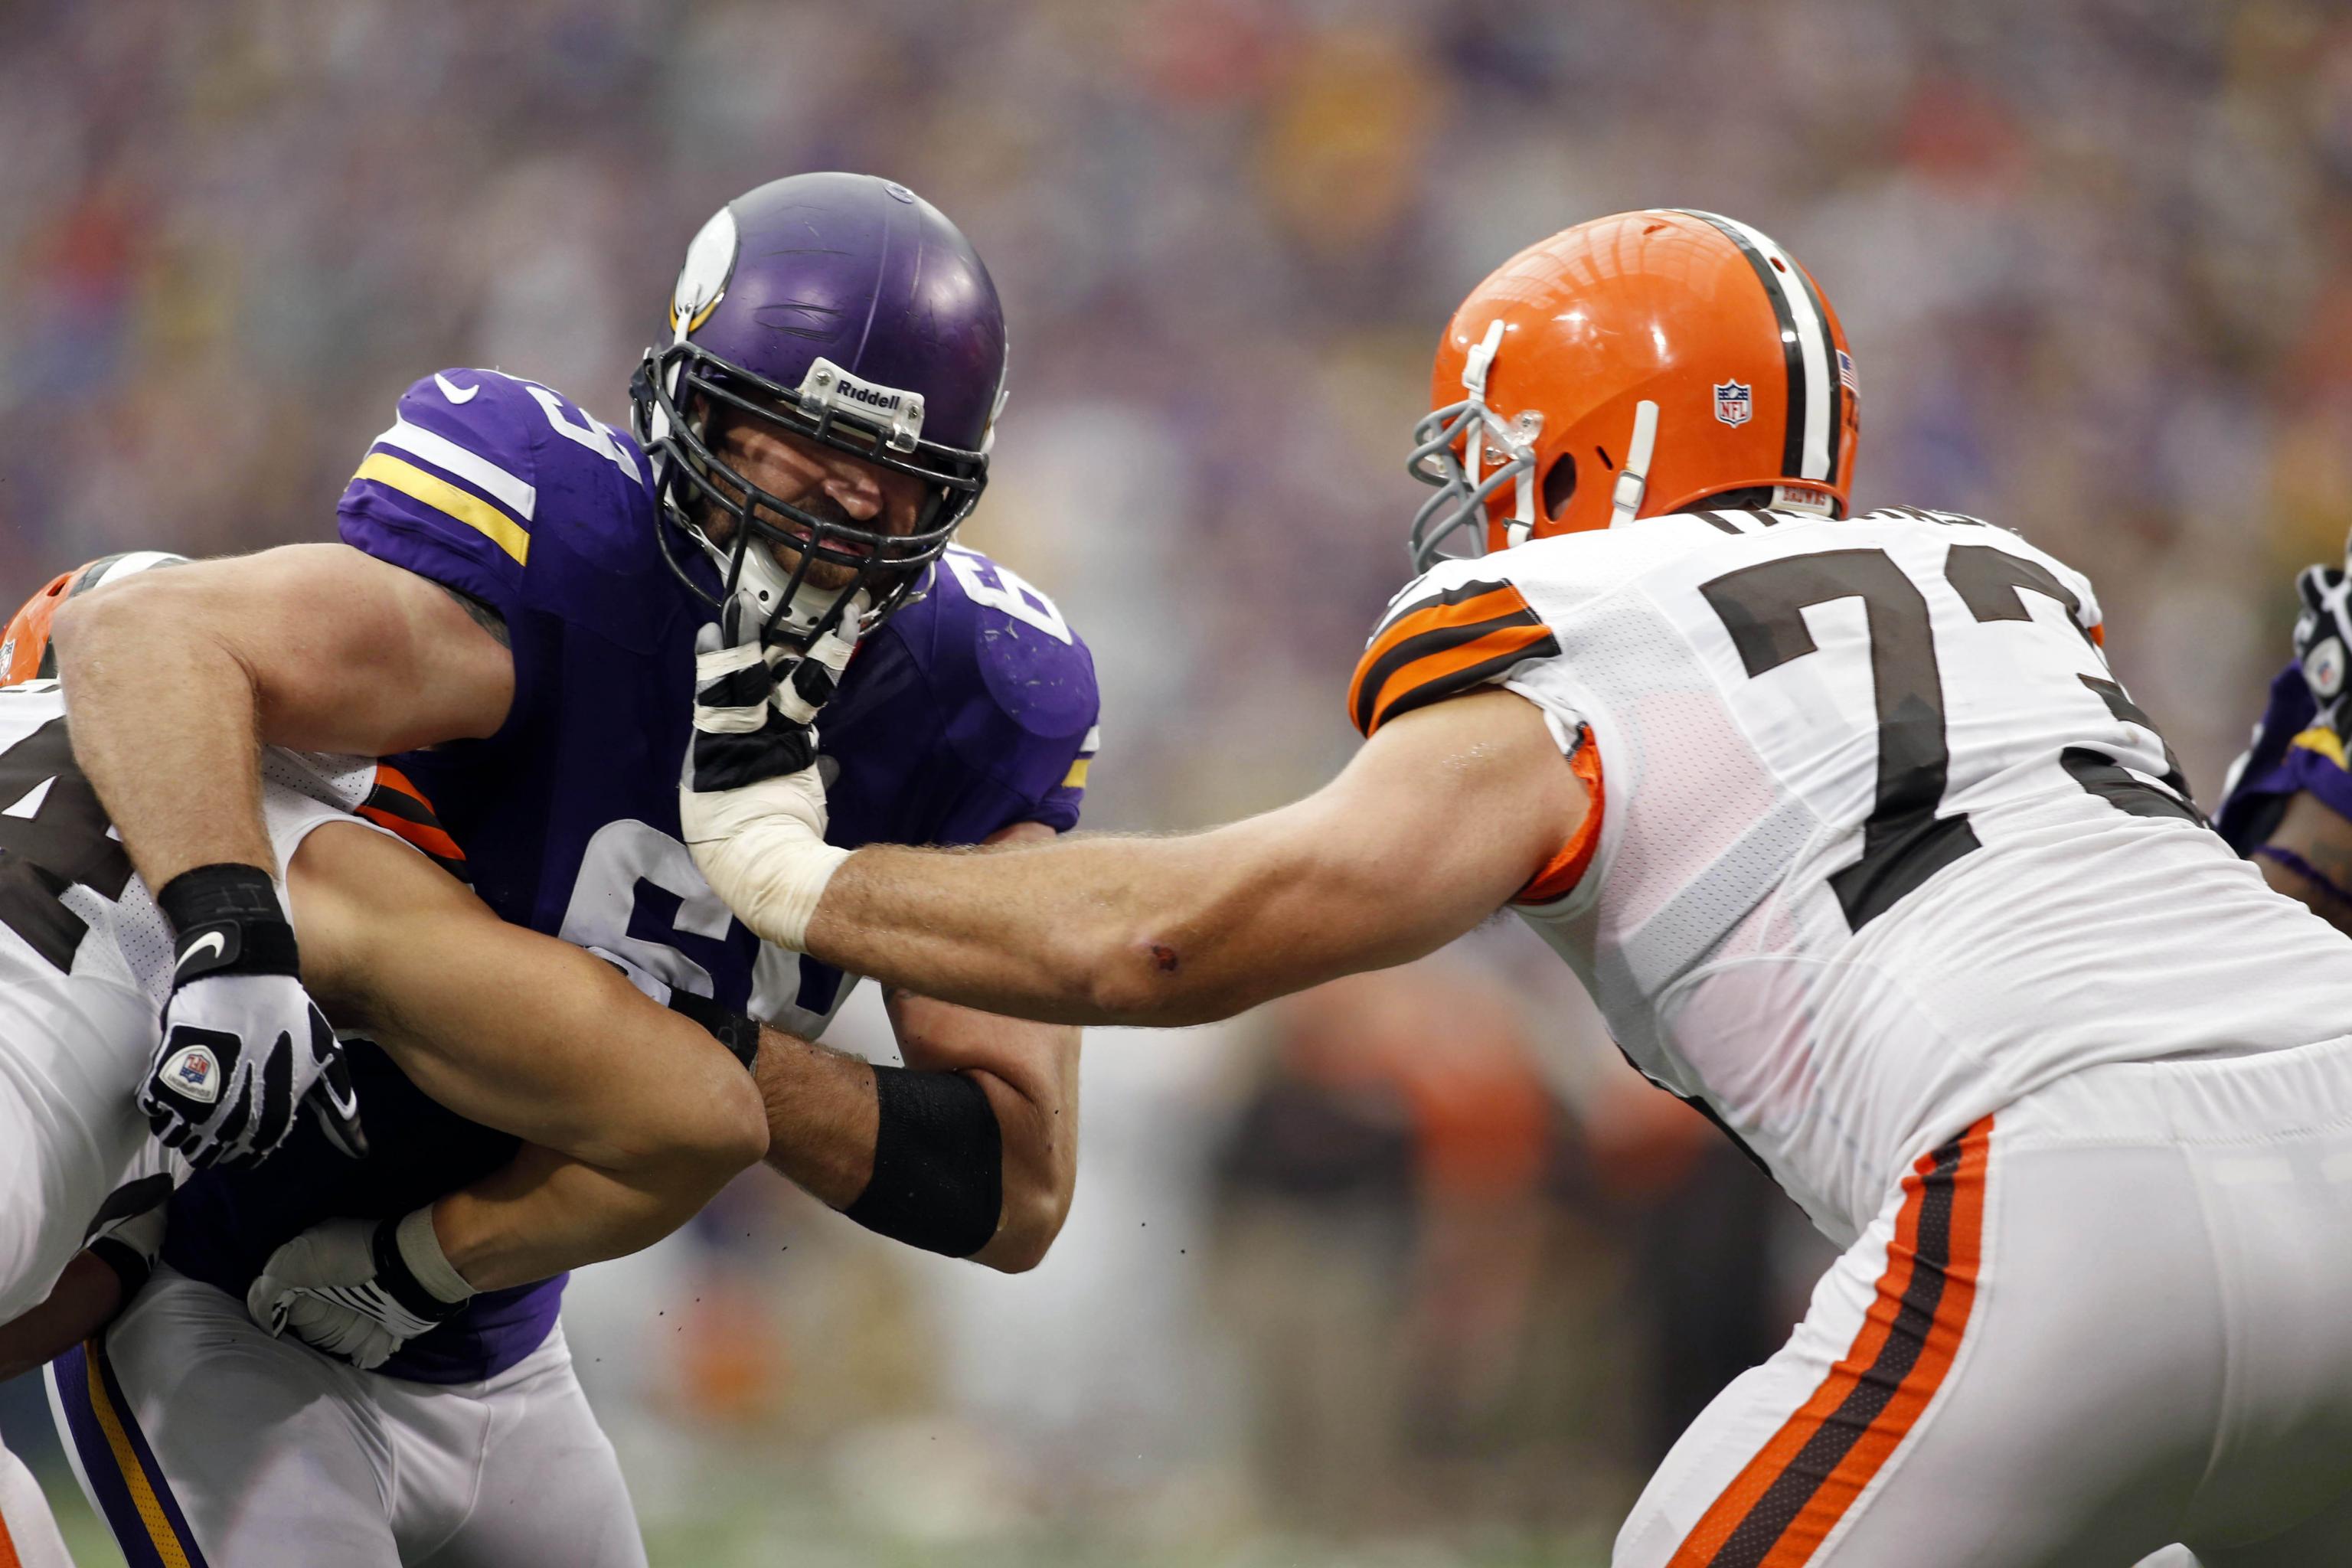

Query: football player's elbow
[981,1162,1073,1275]
[49,580,143,671]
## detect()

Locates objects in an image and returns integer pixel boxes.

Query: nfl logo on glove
[1713,380,1752,427]
[166,1047,218,1101]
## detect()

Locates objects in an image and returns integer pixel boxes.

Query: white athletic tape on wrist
[397,1205,476,1305]
[681,767,848,950]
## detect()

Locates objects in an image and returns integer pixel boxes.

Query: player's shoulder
[341,368,665,615]
[880,544,1098,743]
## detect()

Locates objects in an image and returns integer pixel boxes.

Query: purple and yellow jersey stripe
[2216,664,2352,853]
[45,1338,208,1568]
[345,382,540,570]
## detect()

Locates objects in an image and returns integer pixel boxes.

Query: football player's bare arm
[288,821,769,1289]
[2253,790,2352,936]
[885,983,1080,1273]
[755,822,1083,1273]
[51,544,511,889]
[0,1252,121,1383]
[807,688,1585,1027]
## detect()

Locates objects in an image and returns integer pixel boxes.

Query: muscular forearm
[753,1027,882,1206]
[430,1142,733,1292]
[806,818,1406,1027]
[0,1253,123,1382]
[57,603,273,886]
[756,1018,1073,1271]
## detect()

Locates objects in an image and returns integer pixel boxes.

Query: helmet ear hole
[1542,452,1578,520]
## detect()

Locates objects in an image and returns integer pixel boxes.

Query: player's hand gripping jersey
[162,368,1099,1382]
[1357,505,2352,1241]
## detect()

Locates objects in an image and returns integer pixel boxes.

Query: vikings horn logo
[670,204,740,340]
[1713,380,1753,428]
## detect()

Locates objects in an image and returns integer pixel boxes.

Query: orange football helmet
[1407,209,1860,569]
[2,551,189,684]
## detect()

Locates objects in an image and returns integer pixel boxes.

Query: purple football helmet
[632,172,1009,644]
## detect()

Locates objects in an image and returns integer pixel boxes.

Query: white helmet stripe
[1676,211,1837,485]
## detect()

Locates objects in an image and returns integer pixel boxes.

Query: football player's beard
[756,495,871,593]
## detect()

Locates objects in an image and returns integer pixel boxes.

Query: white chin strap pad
[1609,401,1661,528]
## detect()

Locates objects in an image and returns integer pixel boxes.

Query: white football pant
[1616,1033,2352,1567]
[49,1266,645,1568]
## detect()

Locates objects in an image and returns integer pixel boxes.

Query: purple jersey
[2215,662,2352,854]
[162,368,1098,1382]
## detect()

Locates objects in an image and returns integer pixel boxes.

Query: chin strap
[1609,400,1661,528]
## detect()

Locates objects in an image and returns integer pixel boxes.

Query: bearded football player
[42,174,1097,1567]
[684,211,2352,1566]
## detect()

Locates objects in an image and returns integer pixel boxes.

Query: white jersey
[1357,507,2352,1240]
[0,680,388,1006]
[0,680,406,1321]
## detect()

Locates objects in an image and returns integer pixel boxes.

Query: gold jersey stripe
[1061,757,1091,789]
[2292,724,2349,769]
[352,452,530,566]
[83,1344,193,1568]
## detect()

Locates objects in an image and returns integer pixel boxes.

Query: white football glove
[247,1209,473,1371]
[680,598,860,949]
[145,864,366,1169]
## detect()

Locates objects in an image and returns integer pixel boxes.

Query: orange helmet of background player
[1406,210,1860,570]
[1,552,189,685]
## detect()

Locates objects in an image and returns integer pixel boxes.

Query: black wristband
[667,988,761,1071]
[843,1067,1003,1259]
[368,1217,461,1324]
[157,863,299,978]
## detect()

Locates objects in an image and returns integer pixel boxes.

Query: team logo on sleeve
[163,1045,220,1103]
[1713,380,1753,427]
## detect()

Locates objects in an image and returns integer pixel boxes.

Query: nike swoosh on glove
[681,597,861,949]
[143,864,366,1169]
[248,1209,473,1372]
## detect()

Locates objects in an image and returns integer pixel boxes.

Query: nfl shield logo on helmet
[1713,381,1753,427]
[163,1044,220,1104]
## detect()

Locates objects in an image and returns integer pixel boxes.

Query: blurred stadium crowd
[6,0,2352,1561]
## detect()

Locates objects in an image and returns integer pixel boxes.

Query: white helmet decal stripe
[1677,210,1837,485]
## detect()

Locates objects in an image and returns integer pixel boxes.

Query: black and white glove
[680,599,861,949]
[247,1208,474,1371]
[2294,559,2352,732]
[143,864,365,1169]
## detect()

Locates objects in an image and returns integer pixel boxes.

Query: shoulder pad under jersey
[338,369,657,625]
[876,544,1099,828]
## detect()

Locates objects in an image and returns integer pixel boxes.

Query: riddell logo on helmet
[835,381,902,413]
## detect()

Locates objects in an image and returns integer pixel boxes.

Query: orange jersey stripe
[1358,583,1530,675]
[1360,622,1556,736]
[1348,581,1541,732]
[0,1497,20,1568]
[1516,730,1602,905]
[357,805,465,864]
[1669,1117,1993,1568]
[371,763,430,811]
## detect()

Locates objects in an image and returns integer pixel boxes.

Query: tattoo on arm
[439,586,510,649]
